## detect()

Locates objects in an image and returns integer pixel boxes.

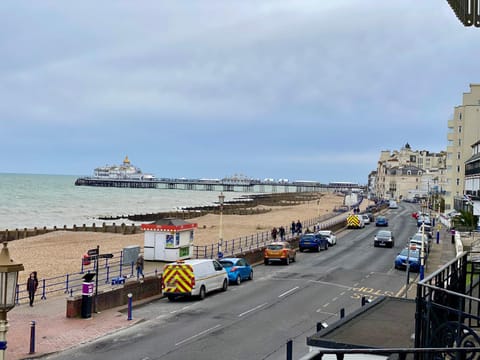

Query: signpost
[86,245,114,314]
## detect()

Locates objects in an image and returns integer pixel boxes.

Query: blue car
[219,258,253,285]
[375,216,388,226]
[299,233,328,252]
[394,248,420,272]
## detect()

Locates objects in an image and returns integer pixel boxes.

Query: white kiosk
[141,218,197,261]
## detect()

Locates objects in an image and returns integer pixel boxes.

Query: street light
[218,192,225,258]
[0,242,24,360]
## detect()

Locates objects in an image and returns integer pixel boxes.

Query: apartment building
[446,84,480,210]
[375,143,447,202]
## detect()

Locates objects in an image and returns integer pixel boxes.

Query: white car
[317,230,337,246]
[361,214,371,225]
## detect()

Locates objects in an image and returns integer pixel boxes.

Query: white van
[389,200,398,209]
[162,259,228,301]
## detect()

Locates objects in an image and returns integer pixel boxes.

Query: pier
[75,177,365,193]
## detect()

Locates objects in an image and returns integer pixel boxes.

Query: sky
[1,1,478,184]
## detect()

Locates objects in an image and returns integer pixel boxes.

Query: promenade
[8,217,457,359]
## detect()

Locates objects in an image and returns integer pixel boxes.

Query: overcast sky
[1,1,478,184]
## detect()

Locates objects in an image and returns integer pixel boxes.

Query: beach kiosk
[141,218,197,261]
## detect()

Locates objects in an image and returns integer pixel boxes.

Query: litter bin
[81,273,96,319]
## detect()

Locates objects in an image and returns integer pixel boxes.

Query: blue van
[299,233,328,252]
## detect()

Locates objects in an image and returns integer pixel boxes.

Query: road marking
[278,286,299,298]
[340,291,346,296]
[323,303,330,307]
[238,302,268,317]
[175,324,221,346]
[332,297,338,302]
[316,309,336,315]
[170,305,193,314]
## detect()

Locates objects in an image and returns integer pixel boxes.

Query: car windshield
[377,216,386,221]
[301,235,316,240]
[267,244,284,250]
[412,234,427,241]
[377,231,391,237]
[219,261,234,267]
[400,249,420,257]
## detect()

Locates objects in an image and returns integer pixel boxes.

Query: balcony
[447,132,455,141]
[448,120,455,128]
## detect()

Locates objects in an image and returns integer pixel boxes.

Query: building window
[459,113,462,120]
[457,165,460,172]
[457,178,460,186]
[459,125,462,133]
[458,152,461,160]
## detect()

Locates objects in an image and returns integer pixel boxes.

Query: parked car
[299,233,328,252]
[317,230,337,246]
[361,214,371,225]
[394,248,421,272]
[264,241,297,265]
[219,258,253,285]
[375,216,389,227]
[374,230,395,248]
[410,232,431,252]
[389,200,398,209]
[418,224,433,239]
[162,259,228,301]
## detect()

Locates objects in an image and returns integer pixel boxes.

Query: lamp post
[218,192,225,258]
[0,242,24,360]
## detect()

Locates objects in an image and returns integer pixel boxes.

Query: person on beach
[291,221,296,236]
[136,254,145,280]
[27,271,39,307]
[279,226,285,240]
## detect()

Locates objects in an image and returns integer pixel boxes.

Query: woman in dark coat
[27,271,39,306]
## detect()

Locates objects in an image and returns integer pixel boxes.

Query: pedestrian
[291,221,296,236]
[136,253,145,280]
[296,220,302,235]
[271,227,278,241]
[27,271,39,307]
[279,226,285,240]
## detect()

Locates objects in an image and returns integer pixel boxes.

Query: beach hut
[141,218,197,261]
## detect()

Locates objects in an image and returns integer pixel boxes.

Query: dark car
[374,230,394,248]
[299,233,328,252]
[375,216,389,227]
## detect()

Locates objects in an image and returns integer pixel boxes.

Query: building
[375,143,447,202]
[446,84,480,210]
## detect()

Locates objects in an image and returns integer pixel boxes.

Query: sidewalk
[8,226,457,359]
[8,261,163,360]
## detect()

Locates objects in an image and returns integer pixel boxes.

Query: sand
[10,193,359,284]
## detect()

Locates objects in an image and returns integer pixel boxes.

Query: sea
[0,173,247,231]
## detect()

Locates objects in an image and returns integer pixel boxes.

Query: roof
[307,296,416,349]
[141,218,197,231]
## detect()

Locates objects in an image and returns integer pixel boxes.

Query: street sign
[87,248,99,256]
[98,253,114,259]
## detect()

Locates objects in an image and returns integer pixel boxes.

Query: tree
[451,210,478,231]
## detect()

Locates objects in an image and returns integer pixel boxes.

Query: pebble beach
[11,193,352,284]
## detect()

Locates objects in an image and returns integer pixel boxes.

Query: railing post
[41,279,47,300]
[64,274,70,293]
[286,339,293,360]
[127,293,133,320]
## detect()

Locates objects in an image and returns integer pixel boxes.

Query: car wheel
[198,286,206,300]
[248,270,253,280]
[221,279,228,291]
[167,294,176,302]
[235,275,241,285]
[292,255,296,262]
[264,259,269,265]
[374,242,377,247]
[317,245,321,252]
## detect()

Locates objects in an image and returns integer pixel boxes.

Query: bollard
[340,308,345,318]
[436,230,440,244]
[286,339,293,360]
[29,320,36,354]
[361,296,366,306]
[127,293,133,320]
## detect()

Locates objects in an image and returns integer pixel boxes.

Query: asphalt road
[48,202,421,360]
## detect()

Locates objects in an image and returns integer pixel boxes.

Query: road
[48,202,421,360]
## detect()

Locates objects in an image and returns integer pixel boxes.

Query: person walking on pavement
[136,253,145,280]
[271,227,278,241]
[27,271,39,307]
[279,226,286,241]
[296,220,302,235]
[291,221,296,237]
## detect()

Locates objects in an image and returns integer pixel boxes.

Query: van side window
[213,260,223,271]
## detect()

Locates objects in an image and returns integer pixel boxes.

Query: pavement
[7,223,458,360]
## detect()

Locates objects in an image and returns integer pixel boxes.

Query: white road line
[175,324,221,346]
[238,302,268,317]
[278,286,299,298]
[170,305,193,314]
[316,309,336,315]
[332,297,338,302]
[340,292,346,296]
[323,303,330,307]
